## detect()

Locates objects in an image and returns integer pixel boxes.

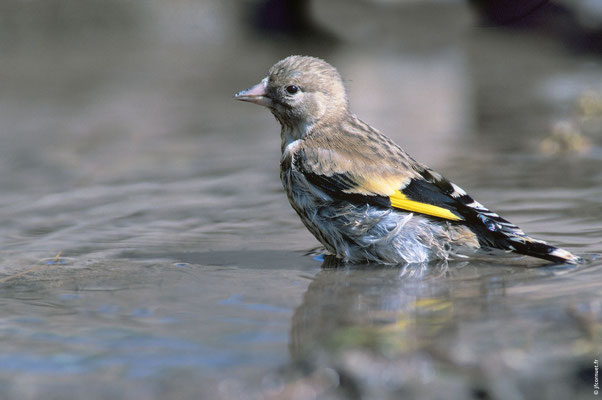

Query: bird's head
[235,55,349,132]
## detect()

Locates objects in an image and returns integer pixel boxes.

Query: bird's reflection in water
[290,257,465,361]
[279,257,532,399]
[265,256,596,399]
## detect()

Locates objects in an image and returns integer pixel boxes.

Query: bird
[234,55,580,265]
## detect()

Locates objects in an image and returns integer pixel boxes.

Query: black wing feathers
[294,151,391,208]
[409,170,574,263]
[294,151,575,264]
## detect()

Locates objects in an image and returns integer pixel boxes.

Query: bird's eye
[285,85,299,95]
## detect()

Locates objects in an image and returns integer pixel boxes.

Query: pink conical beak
[234,77,272,107]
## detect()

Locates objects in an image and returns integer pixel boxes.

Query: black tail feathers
[461,202,580,265]
[505,237,580,264]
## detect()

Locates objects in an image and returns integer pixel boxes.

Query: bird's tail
[466,205,580,264]
[506,237,581,264]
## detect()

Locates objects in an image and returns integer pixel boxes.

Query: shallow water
[1,2,602,399]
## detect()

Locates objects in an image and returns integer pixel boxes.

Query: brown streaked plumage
[235,55,580,265]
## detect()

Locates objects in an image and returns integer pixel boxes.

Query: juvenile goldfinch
[235,55,580,265]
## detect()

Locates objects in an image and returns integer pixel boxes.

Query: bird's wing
[387,168,579,263]
[293,145,524,244]
[292,145,579,264]
[293,146,466,222]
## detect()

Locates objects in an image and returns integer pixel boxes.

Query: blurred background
[0,1,601,399]
[1,0,602,196]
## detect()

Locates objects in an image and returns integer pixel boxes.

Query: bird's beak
[234,77,272,107]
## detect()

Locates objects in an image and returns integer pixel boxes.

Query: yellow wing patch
[390,190,462,221]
